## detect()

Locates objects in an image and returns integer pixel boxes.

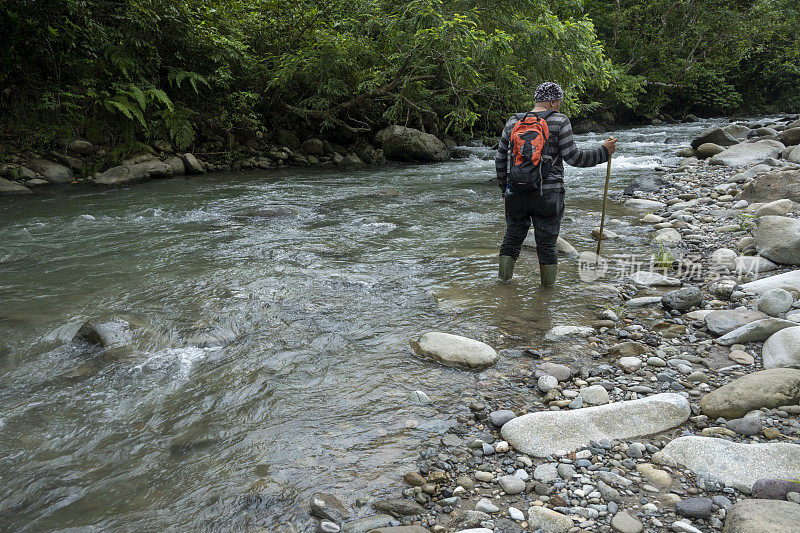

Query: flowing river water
[0,120,726,531]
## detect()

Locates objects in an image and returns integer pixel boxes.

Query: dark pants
[500,191,565,264]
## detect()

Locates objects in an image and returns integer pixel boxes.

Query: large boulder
[739,169,800,203]
[0,177,32,195]
[411,332,498,369]
[623,175,674,195]
[164,156,185,175]
[500,393,690,457]
[785,145,800,164]
[180,153,206,174]
[699,368,800,418]
[715,318,797,346]
[661,437,800,489]
[741,269,800,295]
[752,215,800,265]
[690,127,739,149]
[704,308,768,336]
[723,499,800,533]
[68,139,96,155]
[28,158,73,183]
[777,127,800,146]
[377,126,450,163]
[723,124,752,140]
[762,326,800,369]
[93,162,160,186]
[710,140,785,167]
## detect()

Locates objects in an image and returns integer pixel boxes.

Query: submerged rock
[699,368,800,418]
[411,332,498,369]
[500,393,690,457]
[74,317,137,348]
[723,499,800,533]
[310,492,350,523]
[661,437,800,489]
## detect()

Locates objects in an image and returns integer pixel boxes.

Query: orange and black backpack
[506,110,555,193]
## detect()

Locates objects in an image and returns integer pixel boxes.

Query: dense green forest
[1,0,799,153]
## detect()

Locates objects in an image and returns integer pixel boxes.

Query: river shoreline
[306,117,800,533]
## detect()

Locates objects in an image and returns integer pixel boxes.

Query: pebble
[538,375,558,393]
[489,410,516,427]
[475,471,494,483]
[611,510,643,533]
[675,497,713,519]
[533,464,559,483]
[672,521,703,533]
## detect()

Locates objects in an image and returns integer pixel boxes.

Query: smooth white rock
[412,332,498,369]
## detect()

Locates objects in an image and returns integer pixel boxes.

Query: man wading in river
[495,82,617,285]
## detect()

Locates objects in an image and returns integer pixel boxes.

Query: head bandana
[534,82,564,102]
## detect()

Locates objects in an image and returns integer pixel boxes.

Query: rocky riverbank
[0,125,455,195]
[303,115,800,533]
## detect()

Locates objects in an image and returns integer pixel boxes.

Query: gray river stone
[757,288,795,316]
[498,475,526,494]
[411,332,498,369]
[544,325,595,341]
[661,436,800,489]
[710,139,785,167]
[29,158,73,182]
[753,216,800,265]
[752,478,800,500]
[723,499,800,533]
[610,510,643,533]
[741,269,800,295]
[690,127,740,149]
[739,168,800,203]
[762,326,800,369]
[489,410,517,427]
[501,393,690,457]
[699,368,800,418]
[735,255,779,274]
[705,308,768,336]
[714,318,797,346]
[372,498,425,517]
[662,286,703,312]
[527,506,574,533]
[310,492,349,522]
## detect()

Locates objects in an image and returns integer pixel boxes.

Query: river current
[0,119,727,530]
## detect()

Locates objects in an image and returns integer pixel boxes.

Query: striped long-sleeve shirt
[494,111,609,193]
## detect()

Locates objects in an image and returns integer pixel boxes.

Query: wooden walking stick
[595,155,613,263]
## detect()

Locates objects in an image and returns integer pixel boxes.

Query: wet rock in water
[410,332,498,369]
[0,177,32,195]
[501,393,690,457]
[544,325,595,341]
[624,296,663,308]
[676,497,714,519]
[489,409,516,427]
[705,308,768,336]
[372,498,425,517]
[722,499,800,532]
[754,217,800,267]
[700,368,800,418]
[661,436,800,488]
[523,235,579,259]
[610,510,643,533]
[310,492,350,522]
[629,271,681,287]
[623,175,674,195]
[762,326,800,369]
[73,317,137,348]
[715,318,797,345]
[752,478,800,500]
[527,506,574,533]
[710,140,785,167]
[233,207,297,219]
[535,362,575,381]
[377,125,450,163]
[625,198,667,210]
[404,472,426,486]
[662,286,702,312]
[690,127,740,149]
[408,390,432,406]
[340,514,394,533]
[741,269,800,295]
